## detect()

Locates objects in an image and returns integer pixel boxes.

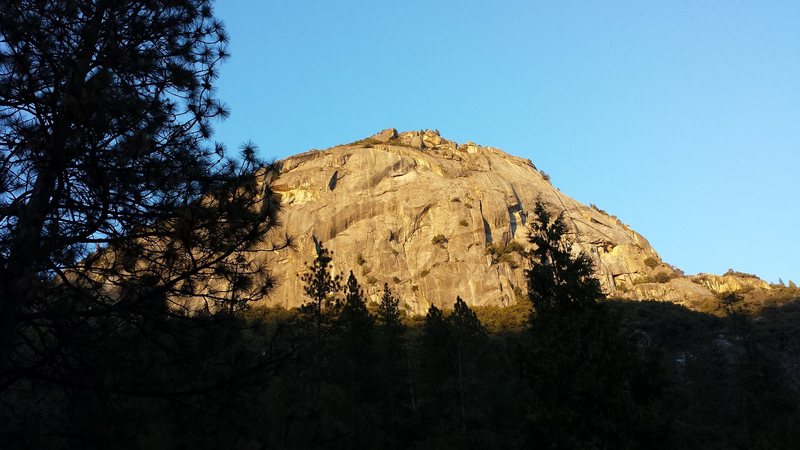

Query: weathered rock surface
[254,129,772,312]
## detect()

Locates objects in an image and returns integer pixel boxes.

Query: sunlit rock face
[254,129,765,313]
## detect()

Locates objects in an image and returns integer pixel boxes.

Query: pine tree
[419,304,451,389]
[449,297,486,343]
[335,271,375,380]
[295,243,344,446]
[0,1,288,444]
[339,271,373,335]
[377,283,403,331]
[523,200,669,447]
[0,0,287,351]
[421,304,450,360]
[448,297,487,431]
[374,283,410,442]
[525,199,603,316]
[298,242,343,369]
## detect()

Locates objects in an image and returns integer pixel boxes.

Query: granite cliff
[253,129,771,313]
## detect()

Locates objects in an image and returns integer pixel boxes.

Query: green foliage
[485,240,526,267]
[473,302,530,334]
[654,271,674,283]
[724,268,760,279]
[636,271,677,284]
[459,219,469,227]
[590,203,609,215]
[348,137,382,147]
[539,170,551,181]
[356,253,367,265]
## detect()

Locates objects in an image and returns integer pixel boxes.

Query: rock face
[255,129,770,313]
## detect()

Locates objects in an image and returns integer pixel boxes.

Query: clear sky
[212,1,799,284]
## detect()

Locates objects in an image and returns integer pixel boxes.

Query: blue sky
[213,1,799,284]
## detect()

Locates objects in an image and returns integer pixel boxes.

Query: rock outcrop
[253,129,771,313]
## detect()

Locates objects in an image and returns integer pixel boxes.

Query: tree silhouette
[523,200,670,447]
[296,241,342,443]
[377,282,403,331]
[299,242,343,333]
[0,1,287,445]
[335,270,375,384]
[419,304,450,388]
[448,297,487,431]
[334,271,377,442]
[339,271,373,335]
[374,283,411,442]
[525,199,602,315]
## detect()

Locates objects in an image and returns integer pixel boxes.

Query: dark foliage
[521,199,672,448]
[0,1,289,446]
[1,2,798,448]
[525,200,602,315]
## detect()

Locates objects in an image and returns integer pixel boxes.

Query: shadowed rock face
[254,129,763,313]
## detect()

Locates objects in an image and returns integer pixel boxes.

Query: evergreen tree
[298,242,343,381]
[377,282,404,331]
[339,271,373,336]
[415,302,460,438]
[375,283,406,388]
[332,271,378,445]
[449,297,487,343]
[525,200,603,315]
[374,283,411,445]
[335,270,375,383]
[0,1,287,445]
[295,242,344,446]
[523,200,670,448]
[418,304,452,401]
[448,297,488,432]
[420,304,451,369]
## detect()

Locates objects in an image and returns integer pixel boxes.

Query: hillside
[253,128,772,312]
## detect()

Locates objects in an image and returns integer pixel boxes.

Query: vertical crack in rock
[509,184,527,225]
[477,200,493,244]
[328,170,338,190]
[508,204,523,239]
